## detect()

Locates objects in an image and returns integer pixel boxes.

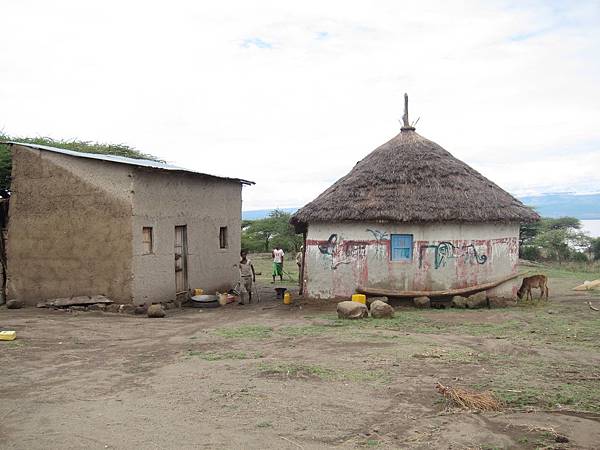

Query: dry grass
[291,129,538,231]
[436,382,503,411]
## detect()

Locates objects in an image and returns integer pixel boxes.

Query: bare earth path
[2,272,600,449]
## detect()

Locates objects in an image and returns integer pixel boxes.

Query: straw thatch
[291,129,538,231]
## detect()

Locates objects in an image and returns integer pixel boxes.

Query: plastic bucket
[352,294,366,304]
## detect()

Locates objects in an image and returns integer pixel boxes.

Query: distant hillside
[242,208,297,220]
[243,193,600,221]
[519,193,600,219]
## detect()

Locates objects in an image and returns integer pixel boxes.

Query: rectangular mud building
[6,143,253,305]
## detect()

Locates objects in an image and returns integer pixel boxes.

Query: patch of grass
[3,340,26,349]
[492,382,600,412]
[186,350,256,361]
[277,325,329,337]
[256,421,272,428]
[215,325,273,339]
[258,362,387,383]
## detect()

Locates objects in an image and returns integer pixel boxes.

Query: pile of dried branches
[435,382,502,411]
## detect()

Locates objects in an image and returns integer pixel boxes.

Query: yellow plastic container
[194,288,204,296]
[352,294,366,304]
[283,292,292,305]
[0,330,16,341]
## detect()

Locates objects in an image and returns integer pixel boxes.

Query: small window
[219,226,228,249]
[390,234,413,261]
[142,227,153,254]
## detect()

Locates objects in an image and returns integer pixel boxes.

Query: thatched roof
[291,126,538,231]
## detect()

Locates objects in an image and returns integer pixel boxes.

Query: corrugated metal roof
[4,141,254,185]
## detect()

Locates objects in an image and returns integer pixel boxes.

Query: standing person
[271,246,285,283]
[295,246,304,286]
[239,250,255,305]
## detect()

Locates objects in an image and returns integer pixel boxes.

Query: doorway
[174,225,188,296]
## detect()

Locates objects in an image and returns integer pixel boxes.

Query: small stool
[274,287,287,299]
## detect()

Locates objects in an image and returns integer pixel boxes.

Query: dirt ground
[2,268,600,449]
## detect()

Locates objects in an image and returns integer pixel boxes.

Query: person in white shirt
[271,246,285,283]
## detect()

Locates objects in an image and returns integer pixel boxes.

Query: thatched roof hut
[291,104,538,231]
[292,95,538,300]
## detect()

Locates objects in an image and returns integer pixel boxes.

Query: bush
[570,251,589,263]
[520,246,541,261]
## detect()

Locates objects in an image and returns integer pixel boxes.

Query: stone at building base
[337,301,368,319]
[134,305,148,315]
[120,304,136,314]
[366,296,388,307]
[6,299,24,309]
[413,296,431,308]
[466,291,488,308]
[451,296,468,308]
[370,300,394,318]
[87,303,106,311]
[147,304,166,318]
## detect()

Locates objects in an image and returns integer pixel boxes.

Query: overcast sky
[1,1,599,210]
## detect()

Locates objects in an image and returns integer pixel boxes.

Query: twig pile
[435,382,502,411]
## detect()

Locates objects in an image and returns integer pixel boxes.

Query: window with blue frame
[390,234,413,261]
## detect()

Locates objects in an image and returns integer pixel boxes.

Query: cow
[517,275,549,301]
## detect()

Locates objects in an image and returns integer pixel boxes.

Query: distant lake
[581,220,600,237]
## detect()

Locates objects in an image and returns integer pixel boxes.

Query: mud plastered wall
[131,170,242,305]
[304,222,519,299]
[7,147,134,304]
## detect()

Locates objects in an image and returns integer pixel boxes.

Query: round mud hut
[290,95,539,300]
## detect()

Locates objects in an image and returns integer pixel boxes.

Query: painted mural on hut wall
[305,227,519,297]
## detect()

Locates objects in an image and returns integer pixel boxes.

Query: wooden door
[174,226,188,295]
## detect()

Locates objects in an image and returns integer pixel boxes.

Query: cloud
[0,0,599,210]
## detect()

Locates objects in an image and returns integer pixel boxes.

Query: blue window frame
[390,234,413,261]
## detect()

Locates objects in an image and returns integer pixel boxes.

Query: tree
[0,132,162,192]
[592,238,600,261]
[520,216,592,262]
[241,209,302,253]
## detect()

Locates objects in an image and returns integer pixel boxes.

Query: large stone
[87,303,106,311]
[370,300,394,319]
[134,304,148,315]
[105,304,121,313]
[120,304,136,314]
[6,299,24,309]
[366,296,388,307]
[147,304,166,318]
[337,301,368,319]
[451,296,468,308]
[413,296,431,308]
[466,291,488,308]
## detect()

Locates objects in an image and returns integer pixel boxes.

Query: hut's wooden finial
[401,93,415,131]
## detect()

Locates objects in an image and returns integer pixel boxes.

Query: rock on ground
[413,296,431,308]
[366,296,388,307]
[147,304,166,318]
[6,299,24,309]
[370,300,394,319]
[134,305,148,315]
[337,301,368,319]
[451,296,468,308]
[466,291,488,308]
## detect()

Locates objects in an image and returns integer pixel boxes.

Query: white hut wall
[303,222,520,299]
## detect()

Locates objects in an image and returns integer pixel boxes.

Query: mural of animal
[517,275,549,300]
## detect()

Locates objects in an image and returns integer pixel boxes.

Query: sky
[1,0,599,211]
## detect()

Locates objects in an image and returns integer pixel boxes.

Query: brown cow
[517,275,549,300]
